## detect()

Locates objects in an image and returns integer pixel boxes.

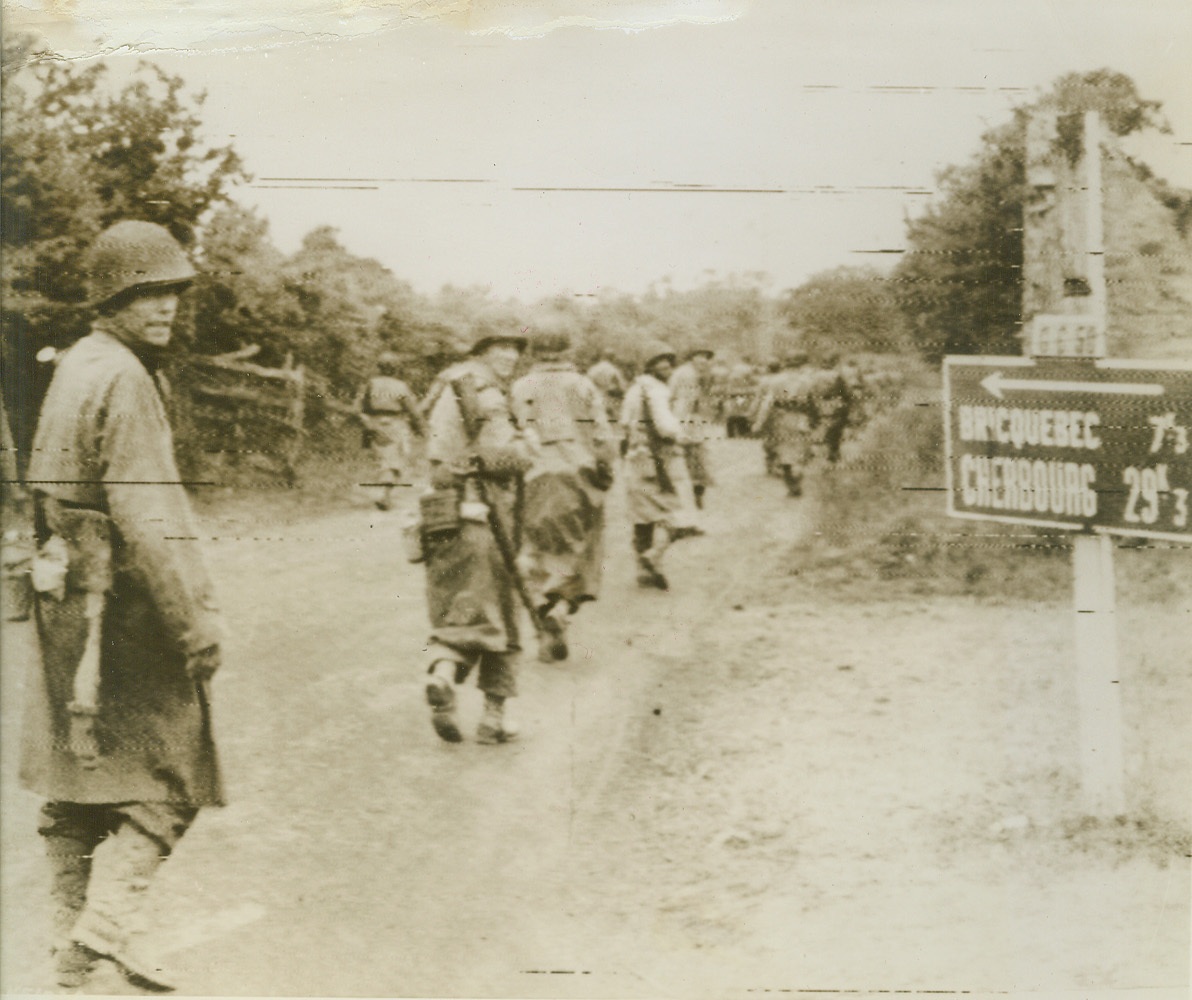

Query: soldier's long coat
[422,358,532,655]
[510,361,614,606]
[753,369,816,471]
[619,375,696,528]
[21,332,224,808]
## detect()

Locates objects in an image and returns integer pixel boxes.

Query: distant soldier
[808,353,864,465]
[586,351,627,422]
[752,361,785,476]
[669,347,716,511]
[620,342,694,590]
[356,351,422,510]
[753,351,815,497]
[585,351,628,453]
[511,331,615,660]
[23,222,224,992]
[419,324,534,744]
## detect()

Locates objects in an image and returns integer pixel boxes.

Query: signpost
[943,111,1191,818]
[944,356,1192,543]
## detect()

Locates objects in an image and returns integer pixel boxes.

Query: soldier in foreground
[619,342,693,590]
[356,351,423,510]
[418,324,534,743]
[511,331,615,661]
[669,346,716,513]
[22,222,225,992]
[753,350,814,497]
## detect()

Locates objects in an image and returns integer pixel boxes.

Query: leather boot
[476,694,519,744]
[537,602,569,662]
[70,823,177,993]
[425,660,462,743]
[45,835,97,989]
[637,526,670,590]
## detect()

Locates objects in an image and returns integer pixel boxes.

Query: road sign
[944,355,1192,543]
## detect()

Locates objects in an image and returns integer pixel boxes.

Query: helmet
[687,346,715,360]
[468,319,528,356]
[641,340,677,371]
[377,351,401,375]
[84,221,196,309]
[529,330,572,358]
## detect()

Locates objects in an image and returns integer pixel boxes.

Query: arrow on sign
[980,370,1165,400]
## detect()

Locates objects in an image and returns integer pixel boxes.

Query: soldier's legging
[39,801,196,951]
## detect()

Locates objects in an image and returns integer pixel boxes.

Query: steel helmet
[529,329,572,358]
[376,351,401,375]
[641,340,677,372]
[84,221,196,309]
[468,320,528,357]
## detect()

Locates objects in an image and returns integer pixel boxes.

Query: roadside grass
[783,363,1192,604]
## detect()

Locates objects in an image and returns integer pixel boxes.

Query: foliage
[1,36,245,467]
[896,69,1173,362]
[778,265,912,357]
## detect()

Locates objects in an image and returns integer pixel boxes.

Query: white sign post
[1027,110,1125,816]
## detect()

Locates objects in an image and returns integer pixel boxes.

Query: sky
[9,0,1192,301]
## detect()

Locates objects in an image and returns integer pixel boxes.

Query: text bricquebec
[955,405,1102,517]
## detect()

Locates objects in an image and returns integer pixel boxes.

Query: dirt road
[2,439,1188,998]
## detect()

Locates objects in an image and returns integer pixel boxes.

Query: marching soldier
[808,352,864,465]
[356,351,423,510]
[22,221,224,992]
[511,330,615,661]
[669,347,716,512]
[753,351,815,497]
[585,350,627,426]
[619,342,694,590]
[418,323,534,744]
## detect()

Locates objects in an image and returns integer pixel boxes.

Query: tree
[1,39,246,467]
[896,69,1172,361]
[779,265,911,357]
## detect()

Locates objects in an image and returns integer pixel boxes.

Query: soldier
[419,323,534,744]
[753,351,815,497]
[619,342,694,590]
[511,331,615,661]
[22,221,224,992]
[669,347,716,511]
[585,350,628,454]
[809,352,864,465]
[585,350,627,424]
[356,351,423,510]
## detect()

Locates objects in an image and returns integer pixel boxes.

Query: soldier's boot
[70,823,177,993]
[693,485,705,510]
[476,694,520,745]
[425,660,463,743]
[537,600,569,663]
[782,467,803,497]
[638,527,671,591]
[44,835,97,990]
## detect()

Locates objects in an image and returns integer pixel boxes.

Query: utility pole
[1023,109,1125,818]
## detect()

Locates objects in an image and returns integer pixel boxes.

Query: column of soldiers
[752,349,865,497]
[16,221,868,993]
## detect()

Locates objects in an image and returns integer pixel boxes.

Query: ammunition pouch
[419,488,462,539]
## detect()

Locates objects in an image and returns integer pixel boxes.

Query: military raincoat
[22,332,224,808]
[620,374,696,528]
[422,358,533,660]
[510,361,613,607]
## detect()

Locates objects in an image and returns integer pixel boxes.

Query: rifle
[447,378,547,642]
[638,380,676,494]
[45,504,112,769]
